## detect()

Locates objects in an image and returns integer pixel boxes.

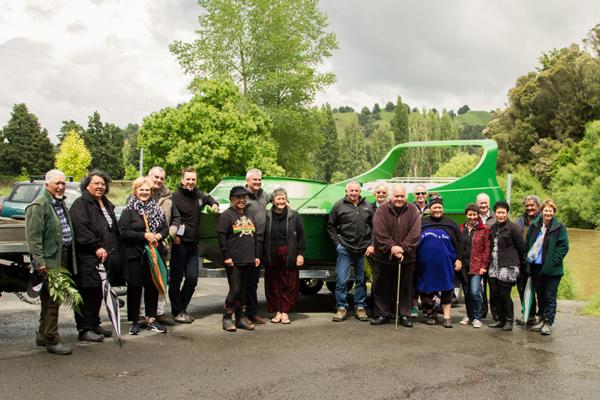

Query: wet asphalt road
[1,279,599,400]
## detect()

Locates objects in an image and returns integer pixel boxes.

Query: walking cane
[395,260,402,331]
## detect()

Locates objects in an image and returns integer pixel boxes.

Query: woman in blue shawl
[417,196,463,328]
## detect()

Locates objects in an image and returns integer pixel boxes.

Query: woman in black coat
[70,170,121,342]
[263,187,306,324]
[488,201,525,331]
[119,176,168,335]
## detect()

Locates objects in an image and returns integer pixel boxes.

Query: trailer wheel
[299,279,324,295]
[326,280,354,293]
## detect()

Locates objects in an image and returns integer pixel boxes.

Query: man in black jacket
[244,168,270,325]
[327,181,374,322]
[170,167,218,323]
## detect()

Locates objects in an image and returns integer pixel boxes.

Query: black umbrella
[97,263,122,347]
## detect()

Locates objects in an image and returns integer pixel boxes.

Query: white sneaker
[473,319,483,328]
[459,316,471,325]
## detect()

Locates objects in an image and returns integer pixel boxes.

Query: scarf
[125,195,165,233]
[526,223,547,263]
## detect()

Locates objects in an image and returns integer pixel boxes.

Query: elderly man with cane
[371,184,421,327]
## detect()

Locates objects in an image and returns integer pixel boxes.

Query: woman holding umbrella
[216,186,261,332]
[263,188,306,324]
[119,176,168,335]
[70,170,122,342]
[525,200,569,335]
[416,196,463,328]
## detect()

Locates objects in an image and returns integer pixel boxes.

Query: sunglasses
[415,192,426,195]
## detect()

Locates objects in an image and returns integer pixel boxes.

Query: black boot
[502,318,513,331]
[488,320,505,328]
[222,308,236,332]
[235,306,255,330]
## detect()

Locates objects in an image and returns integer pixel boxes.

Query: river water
[566,228,599,300]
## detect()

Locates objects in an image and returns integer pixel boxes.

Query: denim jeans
[169,243,200,316]
[465,275,483,321]
[334,244,366,310]
[530,264,561,325]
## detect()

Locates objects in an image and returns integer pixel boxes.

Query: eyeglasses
[415,192,426,195]
[375,191,387,195]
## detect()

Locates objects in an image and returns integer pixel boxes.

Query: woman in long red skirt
[263,188,306,324]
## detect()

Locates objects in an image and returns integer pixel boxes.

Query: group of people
[25,167,568,355]
[329,183,569,338]
[25,166,300,354]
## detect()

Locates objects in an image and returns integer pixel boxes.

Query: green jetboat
[198,139,504,293]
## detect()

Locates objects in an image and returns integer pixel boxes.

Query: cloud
[316,0,600,111]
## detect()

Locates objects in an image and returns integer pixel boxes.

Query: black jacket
[263,208,306,267]
[69,190,122,287]
[172,186,217,244]
[490,220,525,267]
[327,196,374,254]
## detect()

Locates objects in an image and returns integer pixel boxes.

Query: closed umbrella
[142,214,168,301]
[521,277,534,331]
[97,263,122,347]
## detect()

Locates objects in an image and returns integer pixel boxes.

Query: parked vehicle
[198,139,505,294]
[0,180,80,219]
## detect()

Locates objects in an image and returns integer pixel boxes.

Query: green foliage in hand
[46,268,83,315]
[55,130,92,181]
[139,79,283,191]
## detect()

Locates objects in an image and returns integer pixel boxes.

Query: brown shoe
[237,317,256,330]
[355,308,369,321]
[332,307,347,322]
[249,315,267,324]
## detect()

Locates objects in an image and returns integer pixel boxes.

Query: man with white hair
[327,181,374,322]
[244,168,270,324]
[371,184,421,327]
[25,169,77,355]
[476,193,496,227]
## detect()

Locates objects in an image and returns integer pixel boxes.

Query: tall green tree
[169,0,338,178]
[313,105,339,182]
[169,0,338,108]
[58,120,84,144]
[390,96,410,175]
[484,43,600,175]
[0,103,54,176]
[270,106,322,178]
[122,123,140,179]
[81,112,125,179]
[139,79,283,191]
[336,120,369,180]
[55,130,92,181]
[370,124,394,165]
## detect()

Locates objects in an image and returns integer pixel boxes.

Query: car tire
[299,279,324,295]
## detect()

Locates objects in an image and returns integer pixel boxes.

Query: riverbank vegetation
[581,292,600,317]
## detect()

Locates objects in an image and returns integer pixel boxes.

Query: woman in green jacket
[525,200,569,335]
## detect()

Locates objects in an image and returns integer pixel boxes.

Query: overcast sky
[1,0,599,142]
